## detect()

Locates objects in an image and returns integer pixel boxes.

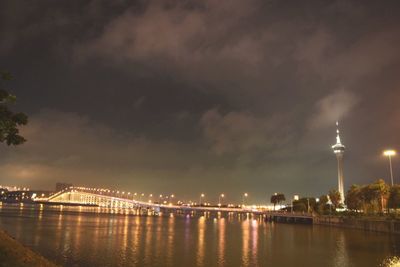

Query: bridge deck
[34,188,313,220]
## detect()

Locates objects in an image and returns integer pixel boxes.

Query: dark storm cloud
[308,89,359,129]
[1,0,400,202]
[200,109,292,155]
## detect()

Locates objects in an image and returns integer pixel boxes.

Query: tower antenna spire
[336,121,342,144]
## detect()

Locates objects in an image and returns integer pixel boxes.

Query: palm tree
[369,179,390,213]
[270,194,278,211]
[276,193,286,208]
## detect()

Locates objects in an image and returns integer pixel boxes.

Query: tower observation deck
[332,121,345,203]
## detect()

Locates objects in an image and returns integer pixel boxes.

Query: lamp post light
[292,195,299,214]
[242,193,248,207]
[384,150,396,186]
[199,194,205,206]
[327,195,332,215]
[219,194,225,207]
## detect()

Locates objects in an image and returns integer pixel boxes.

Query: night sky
[1,0,400,203]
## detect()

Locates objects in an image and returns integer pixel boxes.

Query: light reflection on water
[196,216,205,267]
[0,204,399,267]
[241,218,250,266]
[217,218,225,267]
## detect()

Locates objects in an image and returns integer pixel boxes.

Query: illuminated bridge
[34,186,262,215]
[34,186,314,223]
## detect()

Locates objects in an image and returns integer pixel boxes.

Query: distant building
[0,187,52,203]
[55,182,73,192]
[332,121,345,203]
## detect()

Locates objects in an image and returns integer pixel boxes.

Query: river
[0,204,399,267]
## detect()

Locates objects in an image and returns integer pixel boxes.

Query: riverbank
[0,230,58,267]
[314,215,400,234]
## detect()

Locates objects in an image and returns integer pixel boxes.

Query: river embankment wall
[314,216,400,234]
[0,229,58,267]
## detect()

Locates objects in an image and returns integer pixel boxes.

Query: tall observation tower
[332,121,345,203]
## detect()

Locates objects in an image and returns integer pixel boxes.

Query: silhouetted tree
[328,189,341,209]
[319,195,329,205]
[368,179,390,213]
[293,201,307,212]
[270,194,278,211]
[294,197,316,212]
[345,185,363,212]
[270,193,285,211]
[388,185,400,211]
[276,193,286,207]
[317,195,331,214]
[0,71,28,145]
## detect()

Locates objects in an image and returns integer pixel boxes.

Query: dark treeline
[270,179,400,216]
[345,179,399,214]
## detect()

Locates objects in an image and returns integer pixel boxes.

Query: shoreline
[313,215,400,235]
[0,229,58,267]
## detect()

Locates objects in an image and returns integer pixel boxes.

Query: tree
[294,197,316,213]
[319,195,329,206]
[317,195,330,214]
[345,184,363,212]
[388,185,400,210]
[328,189,341,209]
[368,179,390,213]
[270,193,285,211]
[0,71,28,145]
[357,180,390,214]
[270,194,278,211]
[276,193,286,207]
[293,201,307,212]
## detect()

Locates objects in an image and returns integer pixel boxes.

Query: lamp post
[292,195,299,214]
[219,194,225,207]
[384,150,396,186]
[199,193,205,206]
[242,193,248,207]
[327,195,332,215]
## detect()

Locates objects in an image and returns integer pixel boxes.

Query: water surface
[0,204,398,267]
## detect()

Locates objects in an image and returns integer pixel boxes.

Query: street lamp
[292,195,299,214]
[199,193,205,206]
[384,150,396,186]
[242,193,248,207]
[219,194,225,207]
